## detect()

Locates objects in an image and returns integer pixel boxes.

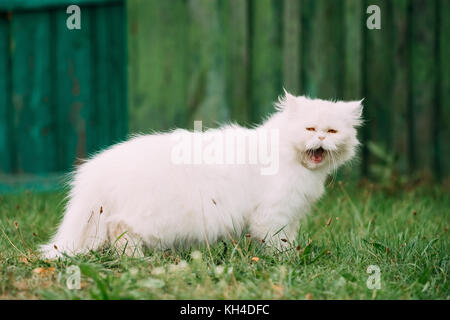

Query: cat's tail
[39,177,108,259]
[40,201,107,259]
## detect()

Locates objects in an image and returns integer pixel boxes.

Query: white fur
[40,91,363,259]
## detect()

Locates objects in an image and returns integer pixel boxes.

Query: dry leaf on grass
[270,282,284,296]
[20,257,29,264]
[32,267,55,276]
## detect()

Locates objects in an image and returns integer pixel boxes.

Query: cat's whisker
[326,151,334,186]
[332,151,339,183]
[327,152,335,186]
[328,150,338,187]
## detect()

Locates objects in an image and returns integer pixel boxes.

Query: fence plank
[391,0,410,176]
[282,0,300,95]
[91,7,113,151]
[0,14,12,173]
[302,0,344,99]
[364,0,394,175]
[224,0,250,125]
[186,0,228,129]
[250,0,282,123]
[343,0,363,101]
[127,0,188,132]
[411,0,437,177]
[54,9,92,170]
[0,0,122,11]
[440,0,450,179]
[11,12,56,174]
[341,0,363,180]
[109,4,127,142]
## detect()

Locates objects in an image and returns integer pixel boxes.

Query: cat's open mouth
[308,147,326,164]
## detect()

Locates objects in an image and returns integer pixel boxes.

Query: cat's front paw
[259,235,295,252]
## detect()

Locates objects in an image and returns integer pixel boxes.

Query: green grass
[0,182,448,300]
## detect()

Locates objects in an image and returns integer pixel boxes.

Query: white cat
[40,91,363,259]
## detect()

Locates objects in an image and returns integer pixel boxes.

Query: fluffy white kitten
[40,91,363,259]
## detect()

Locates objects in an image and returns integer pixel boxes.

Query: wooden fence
[0,0,127,180]
[128,0,449,180]
[0,0,448,190]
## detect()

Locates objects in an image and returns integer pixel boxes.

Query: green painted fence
[128,0,449,181]
[0,0,127,188]
[0,0,448,191]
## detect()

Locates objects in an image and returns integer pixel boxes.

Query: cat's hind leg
[106,218,145,258]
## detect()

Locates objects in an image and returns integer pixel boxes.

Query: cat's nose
[318,136,325,141]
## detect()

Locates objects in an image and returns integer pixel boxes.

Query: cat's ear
[346,99,364,126]
[275,88,306,113]
[275,88,295,111]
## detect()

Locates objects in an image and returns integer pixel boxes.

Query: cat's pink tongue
[311,149,324,163]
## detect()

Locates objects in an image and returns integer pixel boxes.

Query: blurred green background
[0,0,448,191]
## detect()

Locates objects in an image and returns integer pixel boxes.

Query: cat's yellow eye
[306,127,315,132]
[328,129,338,133]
